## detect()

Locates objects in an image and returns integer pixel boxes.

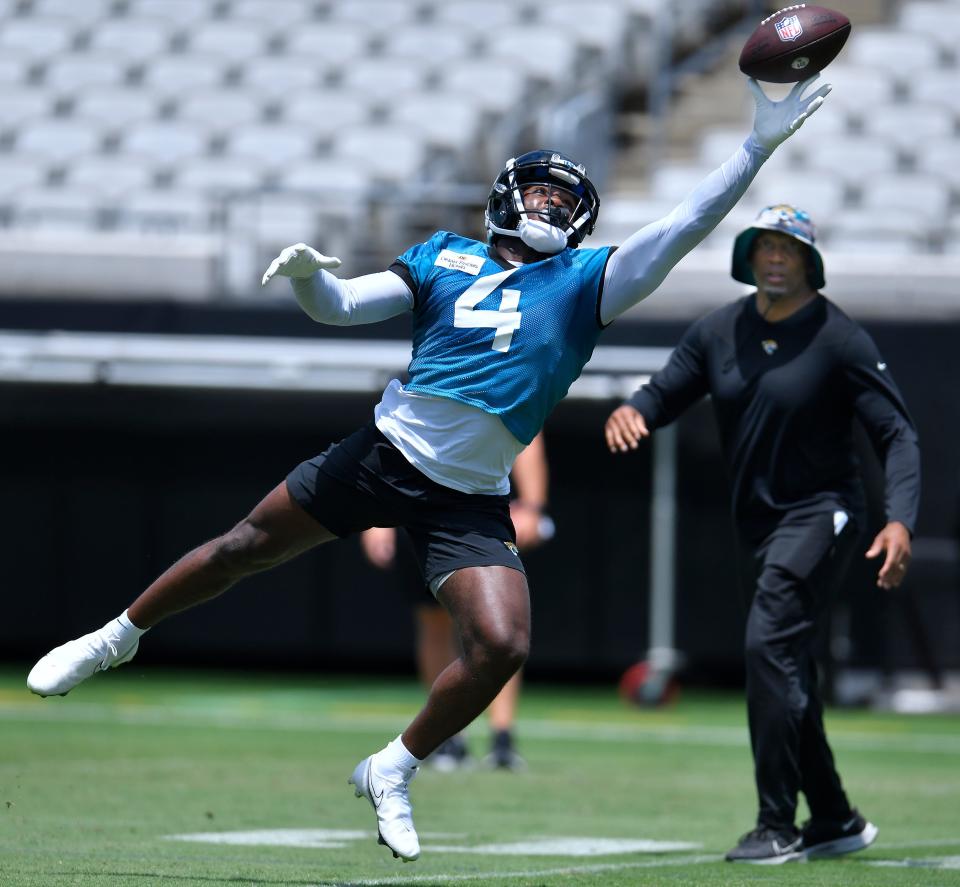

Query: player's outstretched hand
[605,404,650,453]
[261,243,341,286]
[749,75,832,152]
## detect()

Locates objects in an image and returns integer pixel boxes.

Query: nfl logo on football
[776,14,804,41]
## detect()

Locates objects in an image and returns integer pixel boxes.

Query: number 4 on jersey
[453,269,521,353]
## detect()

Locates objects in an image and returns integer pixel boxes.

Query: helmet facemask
[485,151,600,254]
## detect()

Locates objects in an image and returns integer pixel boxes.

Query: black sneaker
[426,734,470,772]
[483,729,526,771]
[725,825,804,864]
[802,808,878,858]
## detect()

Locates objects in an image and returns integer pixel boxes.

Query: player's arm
[510,432,550,550]
[599,76,831,324]
[605,322,709,452]
[843,328,921,589]
[261,243,413,325]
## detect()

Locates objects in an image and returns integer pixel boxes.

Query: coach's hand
[605,404,650,453]
[749,75,831,152]
[866,520,912,590]
[261,243,342,285]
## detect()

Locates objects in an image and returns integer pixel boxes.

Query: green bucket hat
[731,204,825,290]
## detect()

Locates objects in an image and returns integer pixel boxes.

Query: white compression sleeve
[290,269,413,325]
[599,135,770,325]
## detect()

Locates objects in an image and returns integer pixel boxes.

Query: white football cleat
[349,754,420,862]
[27,619,140,697]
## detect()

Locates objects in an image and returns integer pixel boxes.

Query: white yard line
[3,700,959,755]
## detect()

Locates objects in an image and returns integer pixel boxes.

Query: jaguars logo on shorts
[503,541,520,556]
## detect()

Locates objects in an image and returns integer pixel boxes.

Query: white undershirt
[291,136,771,494]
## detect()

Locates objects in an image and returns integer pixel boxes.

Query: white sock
[379,734,422,772]
[114,609,148,638]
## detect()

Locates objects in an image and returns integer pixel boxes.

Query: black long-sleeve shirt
[627,294,920,542]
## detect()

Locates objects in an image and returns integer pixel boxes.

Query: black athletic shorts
[286,421,525,591]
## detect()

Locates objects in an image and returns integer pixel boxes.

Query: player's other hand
[261,243,342,285]
[865,520,912,590]
[604,404,650,453]
[361,526,397,569]
[749,75,832,152]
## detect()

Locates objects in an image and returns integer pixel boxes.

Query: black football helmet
[485,149,600,249]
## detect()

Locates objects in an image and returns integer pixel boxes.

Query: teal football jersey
[392,231,613,445]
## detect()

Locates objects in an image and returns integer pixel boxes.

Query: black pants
[737,509,860,829]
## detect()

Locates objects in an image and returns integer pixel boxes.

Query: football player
[28,77,830,863]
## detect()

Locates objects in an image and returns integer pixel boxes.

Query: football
[739,4,851,83]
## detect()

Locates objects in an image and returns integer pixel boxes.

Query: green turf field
[1,666,958,886]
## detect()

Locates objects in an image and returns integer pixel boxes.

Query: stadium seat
[806,64,898,113]
[846,28,941,72]
[72,88,164,128]
[905,69,960,113]
[0,20,76,59]
[822,229,924,256]
[222,123,316,168]
[175,157,267,192]
[86,19,175,61]
[228,0,310,25]
[42,53,132,91]
[338,59,430,105]
[0,157,52,197]
[279,91,373,134]
[239,56,326,96]
[274,158,371,194]
[126,0,217,25]
[793,137,900,186]
[911,138,960,190]
[0,50,32,87]
[536,1,630,58]
[120,122,210,164]
[0,89,56,129]
[175,91,265,131]
[858,173,952,225]
[438,63,532,116]
[481,29,582,85]
[64,156,159,197]
[326,0,419,29]
[825,206,933,251]
[28,0,116,24]
[860,102,956,150]
[283,23,374,68]
[333,125,427,184]
[119,188,216,233]
[649,164,712,202]
[184,20,273,61]
[746,167,849,218]
[140,55,230,96]
[9,185,109,231]
[430,1,520,30]
[380,25,480,63]
[389,94,483,155]
[14,119,104,161]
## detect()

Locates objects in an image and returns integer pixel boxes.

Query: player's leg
[406,564,530,756]
[351,567,529,863]
[27,481,336,697]
[485,670,525,769]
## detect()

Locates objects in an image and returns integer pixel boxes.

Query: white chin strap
[518,218,568,254]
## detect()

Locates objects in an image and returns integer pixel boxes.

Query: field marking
[3,700,960,756]
[869,855,960,870]
[309,854,721,885]
[165,829,700,857]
